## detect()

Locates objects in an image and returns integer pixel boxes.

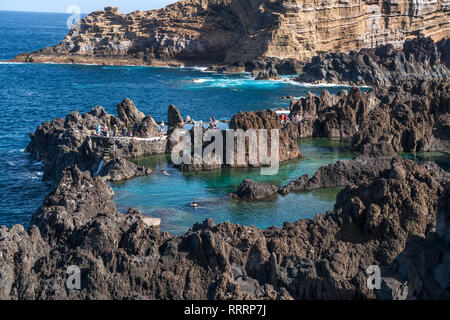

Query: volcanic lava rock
[136,115,159,138]
[27,99,167,182]
[117,98,145,129]
[99,157,152,182]
[280,155,397,195]
[167,104,184,128]
[255,67,280,80]
[351,79,450,153]
[231,179,279,200]
[1,156,449,299]
[297,37,450,86]
[283,79,449,154]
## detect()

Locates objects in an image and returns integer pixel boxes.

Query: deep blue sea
[1,11,447,233]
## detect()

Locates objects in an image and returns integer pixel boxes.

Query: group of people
[96,123,135,137]
[95,121,167,138]
[279,113,303,125]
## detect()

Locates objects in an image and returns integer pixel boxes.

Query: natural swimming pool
[111,138,357,235]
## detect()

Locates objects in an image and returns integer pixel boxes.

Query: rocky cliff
[11,0,450,70]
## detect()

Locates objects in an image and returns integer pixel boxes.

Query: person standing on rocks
[160,121,165,138]
[96,123,101,136]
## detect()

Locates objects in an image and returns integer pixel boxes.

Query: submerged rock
[230,179,279,200]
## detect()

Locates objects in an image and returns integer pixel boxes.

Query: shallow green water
[402,151,450,172]
[111,139,356,235]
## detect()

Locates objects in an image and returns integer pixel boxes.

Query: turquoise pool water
[402,152,450,172]
[112,139,357,235]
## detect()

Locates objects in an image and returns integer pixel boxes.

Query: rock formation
[282,79,450,153]
[1,155,448,299]
[175,109,301,171]
[297,37,450,86]
[230,179,279,200]
[117,98,145,129]
[135,115,160,138]
[254,67,280,80]
[352,79,450,153]
[167,104,184,128]
[26,100,166,182]
[10,1,450,72]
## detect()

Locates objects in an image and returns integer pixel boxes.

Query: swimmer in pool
[161,169,170,175]
[190,201,199,209]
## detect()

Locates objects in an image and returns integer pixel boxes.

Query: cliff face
[12,0,450,68]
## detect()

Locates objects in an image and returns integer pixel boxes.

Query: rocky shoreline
[1,76,449,299]
[1,153,448,299]
[297,37,450,86]
[282,78,450,154]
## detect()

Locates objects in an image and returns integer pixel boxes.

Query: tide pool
[112,139,356,235]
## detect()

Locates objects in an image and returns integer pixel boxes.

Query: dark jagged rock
[280,155,396,195]
[176,110,301,171]
[281,154,449,195]
[436,183,450,243]
[229,110,302,164]
[117,98,145,129]
[297,37,450,86]
[1,156,449,300]
[99,157,152,182]
[167,104,184,128]
[286,87,376,141]
[135,115,159,138]
[352,79,450,153]
[245,57,303,75]
[229,109,282,130]
[26,99,167,182]
[282,79,449,154]
[254,67,280,80]
[378,182,450,300]
[230,179,279,200]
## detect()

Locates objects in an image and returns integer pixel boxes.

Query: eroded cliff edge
[11,0,450,70]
